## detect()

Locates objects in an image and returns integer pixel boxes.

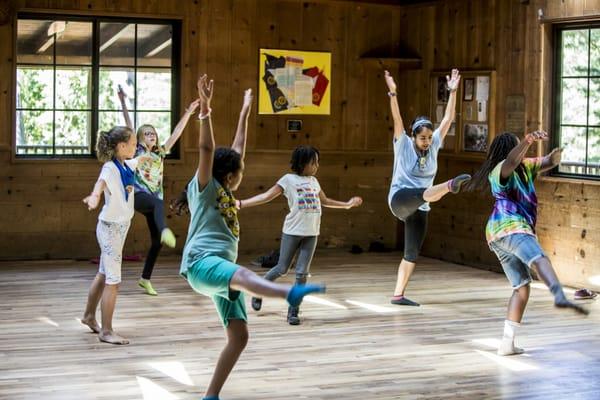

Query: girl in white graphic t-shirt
[237,145,362,325]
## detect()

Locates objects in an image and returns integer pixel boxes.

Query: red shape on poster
[302,67,329,106]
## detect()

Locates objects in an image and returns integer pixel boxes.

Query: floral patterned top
[134,144,167,199]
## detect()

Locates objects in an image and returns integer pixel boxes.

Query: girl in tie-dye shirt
[467,131,588,357]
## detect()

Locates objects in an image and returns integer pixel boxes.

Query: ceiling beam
[99,23,131,53]
[138,26,172,58]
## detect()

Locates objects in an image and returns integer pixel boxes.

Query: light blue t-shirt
[180,175,240,277]
[388,128,443,212]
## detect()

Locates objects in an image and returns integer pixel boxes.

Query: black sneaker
[251,297,262,311]
[287,306,300,325]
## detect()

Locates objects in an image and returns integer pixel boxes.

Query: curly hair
[213,147,243,186]
[290,145,320,175]
[95,126,134,162]
[171,147,242,216]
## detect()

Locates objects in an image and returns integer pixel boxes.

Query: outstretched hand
[446,69,461,92]
[243,88,253,109]
[83,194,100,211]
[549,147,563,165]
[186,98,201,114]
[384,70,396,93]
[197,74,214,112]
[525,130,549,143]
[117,85,127,103]
[348,196,363,208]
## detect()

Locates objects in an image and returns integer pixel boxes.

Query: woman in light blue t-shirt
[384,69,471,307]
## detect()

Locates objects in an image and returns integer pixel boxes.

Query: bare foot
[81,315,100,333]
[98,330,129,345]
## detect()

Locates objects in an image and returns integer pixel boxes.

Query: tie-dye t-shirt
[486,158,543,243]
[134,145,167,200]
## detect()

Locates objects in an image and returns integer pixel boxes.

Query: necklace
[414,144,429,171]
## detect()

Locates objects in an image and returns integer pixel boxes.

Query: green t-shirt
[180,175,240,277]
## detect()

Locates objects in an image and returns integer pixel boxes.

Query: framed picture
[258,48,331,115]
[463,78,474,101]
[436,76,449,103]
[463,123,488,152]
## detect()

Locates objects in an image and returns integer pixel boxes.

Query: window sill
[539,175,600,186]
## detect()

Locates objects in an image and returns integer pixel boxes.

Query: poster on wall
[463,123,488,152]
[258,49,331,115]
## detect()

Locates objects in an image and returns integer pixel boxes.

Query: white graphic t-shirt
[277,173,322,236]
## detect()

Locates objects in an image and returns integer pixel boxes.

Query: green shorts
[187,255,247,327]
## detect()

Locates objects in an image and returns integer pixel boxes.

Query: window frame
[551,22,600,180]
[15,13,182,159]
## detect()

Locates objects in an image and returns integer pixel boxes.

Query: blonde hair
[136,124,158,152]
[95,126,134,162]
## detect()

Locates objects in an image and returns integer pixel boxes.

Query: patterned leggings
[97,220,131,285]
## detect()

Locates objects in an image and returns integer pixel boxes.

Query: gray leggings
[264,233,318,284]
[390,188,429,263]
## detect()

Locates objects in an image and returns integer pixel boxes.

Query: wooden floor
[0,251,599,400]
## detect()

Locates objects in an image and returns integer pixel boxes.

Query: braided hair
[465,132,525,192]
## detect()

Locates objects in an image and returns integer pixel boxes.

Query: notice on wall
[477,101,487,122]
[476,76,489,101]
[505,95,526,133]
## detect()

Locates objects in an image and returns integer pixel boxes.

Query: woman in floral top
[118,86,200,295]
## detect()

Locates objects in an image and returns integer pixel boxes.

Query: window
[553,25,600,178]
[16,15,180,158]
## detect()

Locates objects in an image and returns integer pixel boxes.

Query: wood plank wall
[0,0,404,260]
[397,0,600,290]
[0,0,598,291]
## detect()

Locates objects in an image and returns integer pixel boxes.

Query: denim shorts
[488,233,546,289]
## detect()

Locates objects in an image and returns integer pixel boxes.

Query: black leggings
[390,188,429,263]
[134,192,166,280]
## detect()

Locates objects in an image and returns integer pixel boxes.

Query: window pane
[137,69,171,110]
[561,78,588,125]
[587,128,600,175]
[56,67,91,110]
[56,21,92,65]
[591,29,600,76]
[15,110,54,155]
[17,19,54,64]
[136,112,171,145]
[99,68,135,110]
[559,126,587,174]
[56,111,91,154]
[589,79,600,126]
[562,29,589,77]
[16,67,54,109]
[99,23,135,66]
[99,111,127,133]
[137,24,172,67]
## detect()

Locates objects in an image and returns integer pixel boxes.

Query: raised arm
[384,70,404,140]
[163,98,201,153]
[117,85,134,131]
[439,69,460,140]
[82,179,107,210]
[196,75,215,189]
[231,89,253,160]
[540,147,563,173]
[501,131,548,179]
[236,183,282,209]
[319,190,363,210]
